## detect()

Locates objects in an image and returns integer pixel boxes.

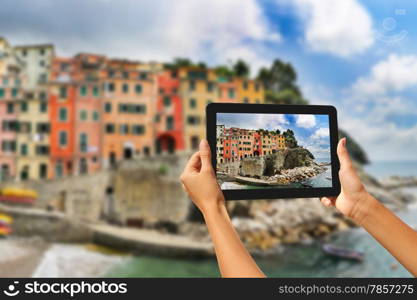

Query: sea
[105,160,417,278]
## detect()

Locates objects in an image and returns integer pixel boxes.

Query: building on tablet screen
[216,113,332,189]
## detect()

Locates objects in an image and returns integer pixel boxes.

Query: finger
[321,197,335,207]
[184,151,201,173]
[199,139,213,171]
[337,138,353,171]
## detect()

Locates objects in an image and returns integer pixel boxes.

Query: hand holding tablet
[206,103,341,200]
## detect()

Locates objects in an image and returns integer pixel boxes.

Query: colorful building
[101,59,156,167]
[14,44,54,180]
[49,57,77,178]
[1,36,269,181]
[0,37,25,181]
[155,70,184,154]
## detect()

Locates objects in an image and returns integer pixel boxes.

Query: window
[7,103,14,114]
[3,78,8,86]
[163,96,171,106]
[36,123,50,134]
[243,97,249,103]
[191,136,199,150]
[107,82,115,92]
[93,86,99,97]
[20,102,28,112]
[93,111,99,121]
[104,102,112,113]
[59,108,68,121]
[122,83,129,93]
[190,98,196,109]
[108,70,115,78]
[36,145,49,155]
[39,73,47,83]
[243,81,249,90]
[207,82,214,92]
[187,116,200,125]
[39,91,47,101]
[20,144,28,156]
[122,71,129,79]
[40,48,45,55]
[39,60,45,67]
[189,80,196,91]
[59,131,68,146]
[228,88,235,99]
[22,49,27,56]
[0,88,4,98]
[255,83,260,91]
[79,110,87,121]
[59,86,67,98]
[159,88,164,94]
[15,79,21,86]
[80,85,87,96]
[2,120,18,132]
[105,123,115,134]
[12,88,18,98]
[120,124,129,135]
[140,72,147,80]
[80,133,88,152]
[132,125,145,135]
[167,116,174,130]
[40,101,48,113]
[20,122,31,134]
[135,84,142,94]
[1,140,16,152]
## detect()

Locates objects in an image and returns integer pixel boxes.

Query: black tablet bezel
[206,103,341,200]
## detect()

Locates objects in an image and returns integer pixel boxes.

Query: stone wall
[0,204,93,242]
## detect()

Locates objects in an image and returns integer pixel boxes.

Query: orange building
[49,57,76,178]
[155,70,184,154]
[101,60,156,167]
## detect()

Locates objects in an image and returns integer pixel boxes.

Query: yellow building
[235,78,265,104]
[14,44,54,180]
[178,67,218,151]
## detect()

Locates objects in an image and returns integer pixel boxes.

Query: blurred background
[0,0,416,277]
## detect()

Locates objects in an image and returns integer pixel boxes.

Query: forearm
[359,194,417,276]
[202,204,265,278]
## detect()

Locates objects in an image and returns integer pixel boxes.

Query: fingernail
[325,199,331,206]
[342,137,346,147]
[199,139,209,150]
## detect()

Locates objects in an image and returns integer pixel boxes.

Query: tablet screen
[216,113,332,190]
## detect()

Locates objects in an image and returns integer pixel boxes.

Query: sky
[217,113,330,159]
[1,0,417,161]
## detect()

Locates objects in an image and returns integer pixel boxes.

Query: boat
[0,188,37,205]
[234,175,288,186]
[321,243,364,262]
[0,213,13,237]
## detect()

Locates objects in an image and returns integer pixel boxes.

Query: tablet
[206,103,341,200]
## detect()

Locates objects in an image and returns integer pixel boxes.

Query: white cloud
[351,54,417,96]
[292,0,374,57]
[296,114,316,128]
[311,127,329,139]
[2,0,281,74]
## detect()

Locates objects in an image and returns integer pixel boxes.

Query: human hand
[321,138,377,224]
[180,139,225,215]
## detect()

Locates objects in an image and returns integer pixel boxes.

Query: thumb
[199,139,212,171]
[337,137,352,171]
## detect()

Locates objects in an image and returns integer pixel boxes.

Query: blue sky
[217,113,330,159]
[1,0,417,160]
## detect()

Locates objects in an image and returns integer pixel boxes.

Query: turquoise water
[365,160,417,179]
[107,161,417,278]
[107,204,416,278]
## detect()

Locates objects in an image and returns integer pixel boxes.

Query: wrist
[201,199,227,219]
[350,192,379,226]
